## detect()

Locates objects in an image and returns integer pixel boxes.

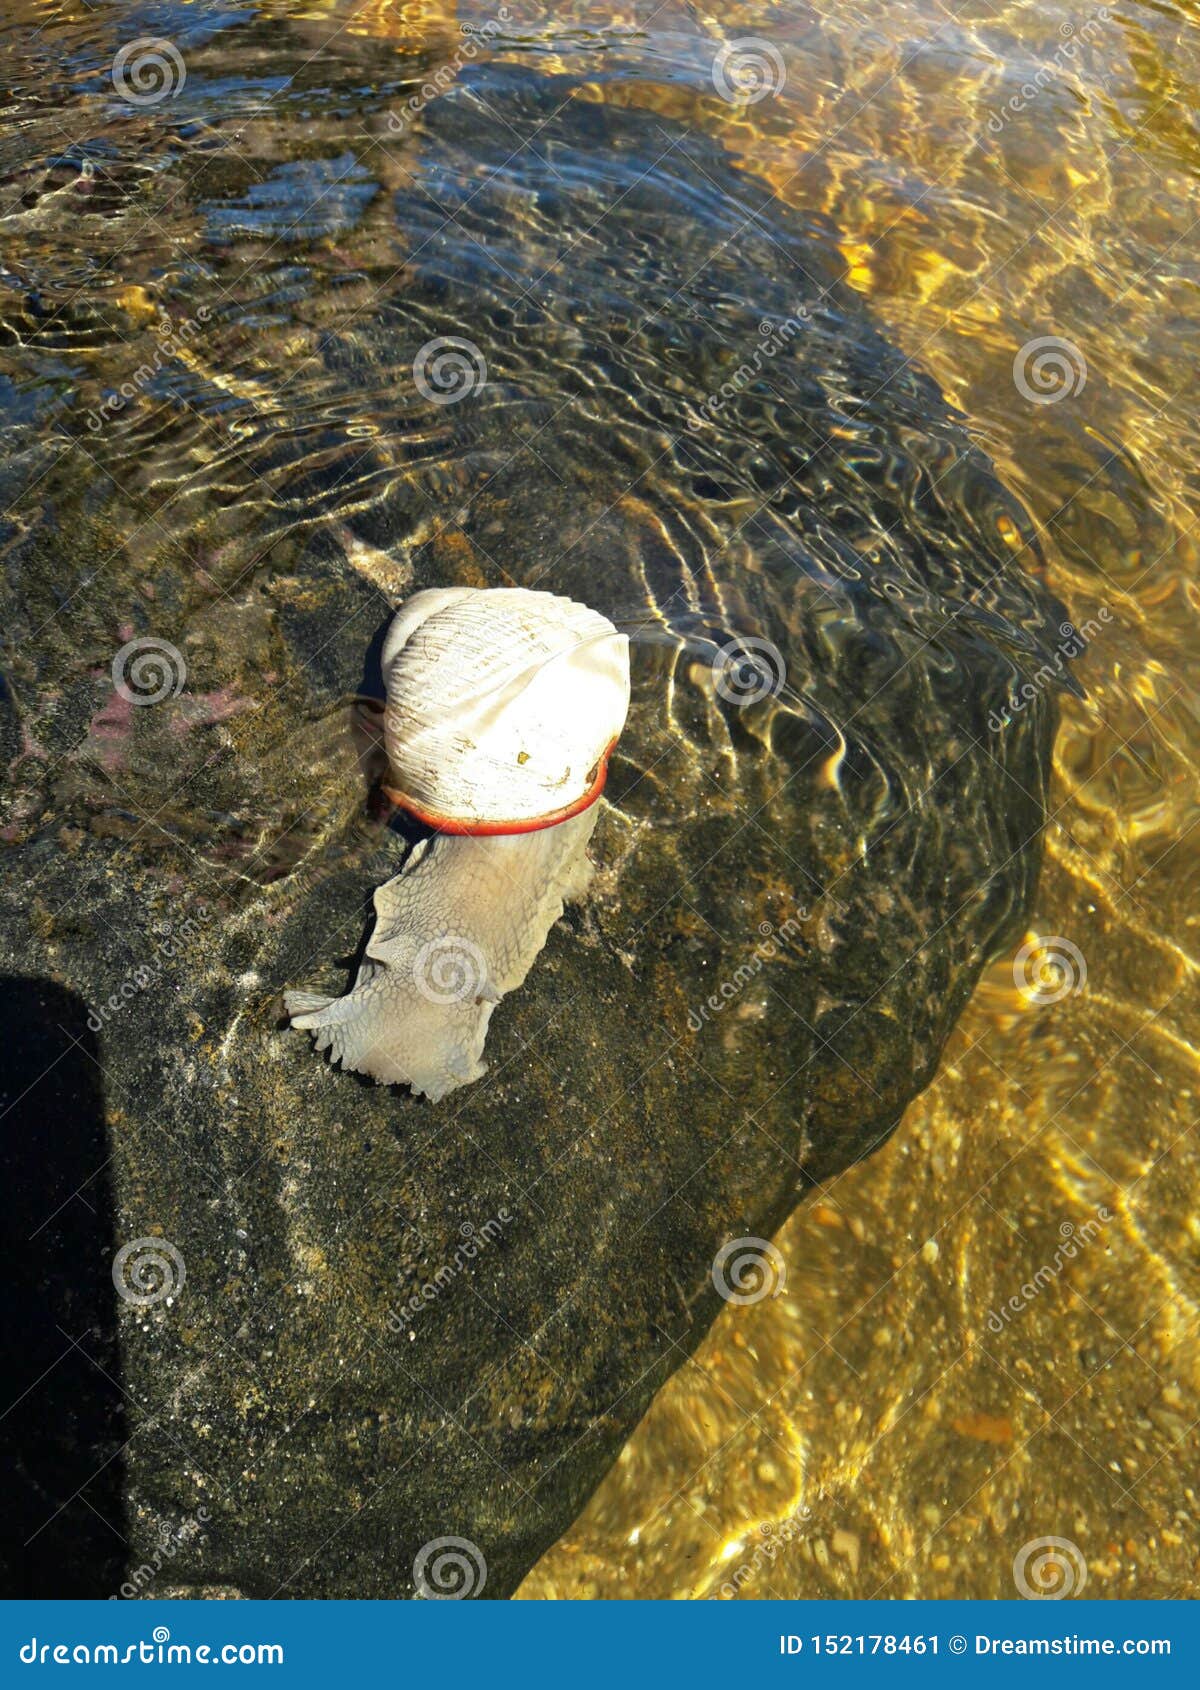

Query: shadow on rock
[0,978,126,1597]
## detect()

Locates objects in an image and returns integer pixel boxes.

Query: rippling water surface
[2,0,1197,1600]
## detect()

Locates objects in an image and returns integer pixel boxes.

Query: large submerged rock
[0,54,1071,1598]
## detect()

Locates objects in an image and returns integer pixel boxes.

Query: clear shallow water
[1,0,1197,1601]
[519,0,1200,1601]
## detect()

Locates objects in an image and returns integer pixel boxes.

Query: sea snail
[285,587,631,1101]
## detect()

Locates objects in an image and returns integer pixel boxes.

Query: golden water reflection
[511,0,1200,1599]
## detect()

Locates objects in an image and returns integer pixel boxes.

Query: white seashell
[381,587,630,832]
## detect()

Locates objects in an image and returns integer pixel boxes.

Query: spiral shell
[381,587,630,833]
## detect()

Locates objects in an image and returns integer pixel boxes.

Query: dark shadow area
[0,977,126,1597]
[355,609,391,704]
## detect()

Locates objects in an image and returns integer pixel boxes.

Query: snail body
[286,587,630,1100]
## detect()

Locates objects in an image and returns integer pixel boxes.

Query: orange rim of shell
[380,737,618,836]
